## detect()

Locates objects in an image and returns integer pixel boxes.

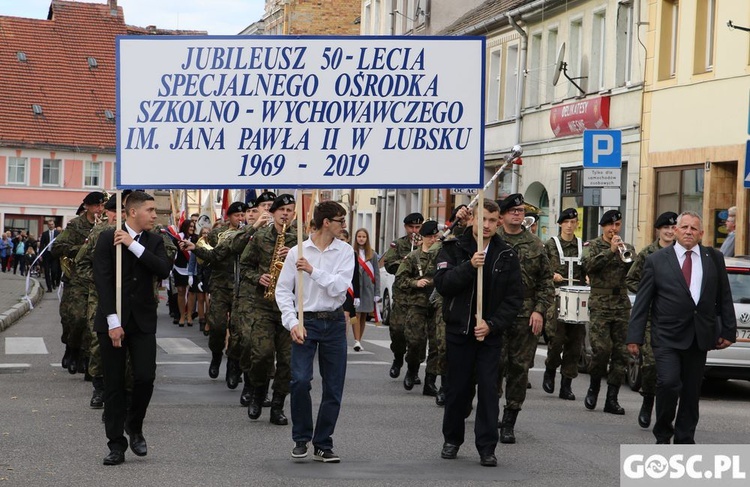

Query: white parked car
[378,265,395,326]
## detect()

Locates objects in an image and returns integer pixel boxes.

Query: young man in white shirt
[275,201,354,463]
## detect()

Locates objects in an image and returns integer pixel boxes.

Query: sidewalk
[0,272,45,332]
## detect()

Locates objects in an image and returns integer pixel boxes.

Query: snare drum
[558,285,591,324]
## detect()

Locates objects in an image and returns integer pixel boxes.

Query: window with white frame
[615,1,634,86]
[658,0,679,80]
[503,44,519,119]
[364,2,372,35]
[693,0,715,73]
[42,158,61,186]
[546,28,559,102]
[487,49,502,122]
[406,0,414,32]
[84,161,102,188]
[569,18,583,97]
[374,0,382,34]
[7,157,28,185]
[528,33,542,107]
[590,10,607,92]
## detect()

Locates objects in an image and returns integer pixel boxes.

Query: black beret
[403,213,424,225]
[499,193,524,213]
[599,209,622,226]
[419,220,439,236]
[654,211,678,229]
[270,193,295,212]
[83,191,106,205]
[104,197,118,211]
[76,204,86,215]
[251,191,276,208]
[557,207,578,224]
[226,201,248,215]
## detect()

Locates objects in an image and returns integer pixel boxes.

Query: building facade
[637,0,750,251]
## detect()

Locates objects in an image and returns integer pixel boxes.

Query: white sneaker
[353,340,362,352]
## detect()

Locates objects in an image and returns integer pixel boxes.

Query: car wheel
[627,353,642,392]
[381,290,391,326]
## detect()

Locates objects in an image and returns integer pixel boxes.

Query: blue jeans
[290,316,347,451]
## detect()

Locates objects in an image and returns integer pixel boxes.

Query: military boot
[584,376,601,410]
[67,348,79,375]
[559,376,575,401]
[403,366,419,391]
[90,376,105,409]
[389,356,403,378]
[208,353,222,379]
[423,373,438,397]
[226,359,241,390]
[240,373,252,407]
[542,367,556,394]
[269,392,289,425]
[603,384,625,415]
[61,346,72,369]
[247,388,263,420]
[638,394,655,428]
[262,380,272,407]
[499,408,519,444]
[435,375,446,407]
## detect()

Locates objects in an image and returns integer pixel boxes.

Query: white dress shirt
[674,242,703,305]
[276,236,355,331]
[106,223,146,330]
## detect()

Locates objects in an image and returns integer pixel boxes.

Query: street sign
[745,141,750,188]
[583,129,622,168]
[451,188,478,195]
[583,168,621,187]
[583,187,620,207]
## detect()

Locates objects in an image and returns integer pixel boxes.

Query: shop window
[656,166,703,216]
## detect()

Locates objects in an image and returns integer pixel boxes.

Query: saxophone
[264,221,287,301]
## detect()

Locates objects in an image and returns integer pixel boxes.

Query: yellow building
[638,0,750,251]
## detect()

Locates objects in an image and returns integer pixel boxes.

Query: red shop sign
[549,96,610,137]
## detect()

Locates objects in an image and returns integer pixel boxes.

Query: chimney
[108,0,117,15]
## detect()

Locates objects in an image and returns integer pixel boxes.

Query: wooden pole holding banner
[475,190,484,342]
[296,190,305,338]
[115,191,122,326]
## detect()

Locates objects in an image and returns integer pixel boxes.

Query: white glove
[188,276,194,287]
[198,282,204,293]
[374,296,381,303]
[353,298,361,307]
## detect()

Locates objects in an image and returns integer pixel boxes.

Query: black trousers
[43,257,60,290]
[652,339,707,444]
[442,332,501,455]
[98,326,156,453]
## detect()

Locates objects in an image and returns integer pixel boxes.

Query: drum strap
[552,236,582,285]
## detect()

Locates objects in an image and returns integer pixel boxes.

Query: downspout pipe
[507,13,528,195]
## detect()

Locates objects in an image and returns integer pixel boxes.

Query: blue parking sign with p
[583,130,622,168]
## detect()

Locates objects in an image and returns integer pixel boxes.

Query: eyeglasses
[330,217,346,224]
[506,208,525,214]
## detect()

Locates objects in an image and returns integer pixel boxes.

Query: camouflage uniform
[582,237,635,387]
[394,245,438,382]
[544,236,587,380]
[626,240,663,396]
[382,235,419,369]
[51,214,95,363]
[238,223,300,397]
[497,227,555,411]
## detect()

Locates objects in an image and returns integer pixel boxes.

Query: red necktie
[682,250,692,286]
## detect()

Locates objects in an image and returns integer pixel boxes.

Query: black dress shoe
[441,442,459,459]
[102,450,125,465]
[480,453,497,467]
[129,433,147,457]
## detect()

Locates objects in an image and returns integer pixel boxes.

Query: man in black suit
[94,191,172,465]
[627,211,735,444]
[39,219,60,292]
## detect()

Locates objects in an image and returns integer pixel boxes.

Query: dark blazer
[93,227,172,334]
[627,244,736,351]
[39,228,59,252]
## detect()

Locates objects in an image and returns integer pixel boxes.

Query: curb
[0,277,45,332]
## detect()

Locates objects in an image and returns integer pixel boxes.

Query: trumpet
[522,216,536,230]
[617,242,633,263]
